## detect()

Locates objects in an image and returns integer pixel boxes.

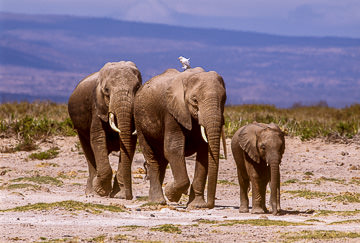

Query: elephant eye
[191,97,198,104]
[103,87,110,96]
[260,144,266,150]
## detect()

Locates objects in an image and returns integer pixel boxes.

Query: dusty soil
[1,135,360,242]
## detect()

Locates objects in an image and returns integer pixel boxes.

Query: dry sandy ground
[0,135,360,242]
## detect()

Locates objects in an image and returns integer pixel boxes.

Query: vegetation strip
[11,176,63,186]
[150,224,182,234]
[0,200,126,213]
[282,230,360,240]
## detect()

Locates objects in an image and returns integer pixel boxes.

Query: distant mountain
[1,12,359,107]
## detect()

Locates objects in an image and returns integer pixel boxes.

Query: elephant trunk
[202,103,222,209]
[269,161,280,215]
[110,91,136,200]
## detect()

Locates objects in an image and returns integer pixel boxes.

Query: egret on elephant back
[68,61,142,199]
[134,66,227,209]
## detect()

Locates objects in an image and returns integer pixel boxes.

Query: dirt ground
[0,135,360,242]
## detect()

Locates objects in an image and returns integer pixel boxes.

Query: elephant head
[95,61,142,199]
[166,67,227,208]
[238,122,285,214]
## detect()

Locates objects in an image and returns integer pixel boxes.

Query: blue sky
[1,0,360,38]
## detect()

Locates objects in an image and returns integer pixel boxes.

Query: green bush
[29,147,60,160]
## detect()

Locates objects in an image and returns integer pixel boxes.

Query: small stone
[223,215,228,218]
[135,208,141,211]
[17,218,20,220]
[150,214,155,217]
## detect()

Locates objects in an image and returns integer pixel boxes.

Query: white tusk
[109,113,121,133]
[221,126,227,160]
[200,125,208,143]
[132,130,137,135]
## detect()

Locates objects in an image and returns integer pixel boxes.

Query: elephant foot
[93,176,112,197]
[164,183,183,202]
[148,194,167,205]
[239,205,249,213]
[187,196,207,209]
[251,207,267,214]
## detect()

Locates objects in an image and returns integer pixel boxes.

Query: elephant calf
[68,61,142,199]
[231,122,285,215]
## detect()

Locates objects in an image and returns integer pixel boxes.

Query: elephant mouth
[200,125,227,160]
[109,112,137,135]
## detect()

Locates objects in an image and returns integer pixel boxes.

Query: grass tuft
[315,209,360,216]
[217,180,237,185]
[150,224,182,234]
[29,147,60,160]
[0,200,127,214]
[3,183,41,190]
[218,219,307,227]
[11,176,63,186]
[282,230,360,241]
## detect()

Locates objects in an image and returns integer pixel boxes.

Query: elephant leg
[260,181,269,213]
[250,173,266,214]
[234,151,249,213]
[78,133,96,195]
[90,122,112,197]
[159,157,169,186]
[187,144,208,208]
[138,132,166,204]
[110,153,126,199]
[163,129,190,203]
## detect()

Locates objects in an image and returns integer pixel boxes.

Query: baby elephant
[231,122,285,215]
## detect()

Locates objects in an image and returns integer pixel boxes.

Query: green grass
[135,196,149,202]
[11,176,64,186]
[118,225,144,230]
[197,219,219,224]
[2,102,360,145]
[282,179,299,185]
[3,183,41,190]
[329,219,360,225]
[286,190,360,203]
[316,209,360,216]
[304,171,314,176]
[284,190,334,199]
[140,202,163,207]
[0,102,76,151]
[327,192,360,203]
[282,230,360,241]
[217,219,307,227]
[29,147,60,160]
[150,224,182,234]
[313,176,346,185]
[1,200,127,214]
[217,179,237,185]
[224,104,360,140]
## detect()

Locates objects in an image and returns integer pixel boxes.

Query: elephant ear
[94,82,109,122]
[238,123,262,163]
[165,77,192,130]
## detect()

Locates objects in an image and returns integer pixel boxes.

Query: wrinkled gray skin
[134,67,226,209]
[231,122,285,215]
[68,61,142,199]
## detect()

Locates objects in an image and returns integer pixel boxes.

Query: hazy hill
[1,12,359,107]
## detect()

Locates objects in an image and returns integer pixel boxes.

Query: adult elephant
[68,61,142,199]
[134,67,227,209]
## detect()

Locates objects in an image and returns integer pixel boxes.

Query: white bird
[178,56,191,70]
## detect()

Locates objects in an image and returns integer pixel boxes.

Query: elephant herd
[68,61,285,215]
